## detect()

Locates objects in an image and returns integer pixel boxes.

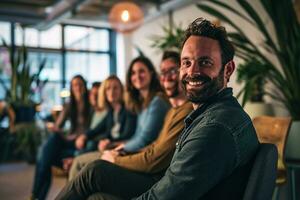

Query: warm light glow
[108,2,144,33]
[121,10,130,22]
[60,89,70,98]
[52,105,63,111]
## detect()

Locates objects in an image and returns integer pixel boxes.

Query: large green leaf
[197,0,300,119]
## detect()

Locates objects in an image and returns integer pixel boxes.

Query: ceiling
[0,0,197,30]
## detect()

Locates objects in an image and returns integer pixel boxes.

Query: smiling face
[105,79,122,105]
[130,61,152,91]
[180,36,232,104]
[71,77,86,100]
[160,58,180,98]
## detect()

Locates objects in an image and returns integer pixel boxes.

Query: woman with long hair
[116,56,170,153]
[68,75,138,180]
[31,75,92,200]
[75,75,137,153]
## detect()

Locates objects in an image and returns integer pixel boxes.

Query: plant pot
[244,102,274,119]
[11,104,36,123]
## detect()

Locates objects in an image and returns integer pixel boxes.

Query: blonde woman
[75,75,137,152]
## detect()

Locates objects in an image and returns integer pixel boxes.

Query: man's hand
[98,139,111,151]
[75,134,87,150]
[101,150,119,163]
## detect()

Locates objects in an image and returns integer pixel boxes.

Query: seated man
[56,18,259,200]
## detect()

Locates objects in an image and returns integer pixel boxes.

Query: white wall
[122,3,243,95]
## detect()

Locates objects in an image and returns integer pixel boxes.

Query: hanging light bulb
[109,2,144,33]
[121,10,130,22]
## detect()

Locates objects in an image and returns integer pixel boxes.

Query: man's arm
[134,124,237,200]
[115,104,192,173]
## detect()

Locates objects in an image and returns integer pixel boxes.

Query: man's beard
[164,80,180,98]
[181,70,225,104]
[168,85,180,98]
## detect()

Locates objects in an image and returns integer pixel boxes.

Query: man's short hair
[92,81,101,88]
[181,18,235,67]
[161,51,180,66]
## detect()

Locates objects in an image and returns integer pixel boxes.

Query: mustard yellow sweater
[114,101,193,173]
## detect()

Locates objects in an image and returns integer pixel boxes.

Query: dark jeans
[32,133,76,200]
[55,160,160,200]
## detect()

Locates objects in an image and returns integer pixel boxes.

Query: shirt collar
[184,87,233,127]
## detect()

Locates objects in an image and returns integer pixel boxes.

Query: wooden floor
[0,162,298,200]
[0,162,66,200]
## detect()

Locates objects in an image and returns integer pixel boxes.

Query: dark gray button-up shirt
[135,88,259,200]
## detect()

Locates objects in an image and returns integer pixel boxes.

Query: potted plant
[0,38,48,124]
[236,58,274,118]
[197,0,300,120]
[0,38,48,162]
[149,22,185,53]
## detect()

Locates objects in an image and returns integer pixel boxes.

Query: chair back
[243,143,278,200]
[284,121,300,165]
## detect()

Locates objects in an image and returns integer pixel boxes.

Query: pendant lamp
[108,1,144,33]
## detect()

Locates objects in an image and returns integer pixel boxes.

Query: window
[40,25,62,48]
[15,25,38,47]
[26,52,63,112]
[15,24,62,48]
[0,21,116,117]
[66,52,109,82]
[28,52,62,81]
[0,47,10,80]
[65,26,109,51]
[64,25,112,84]
[0,47,10,100]
[0,22,10,45]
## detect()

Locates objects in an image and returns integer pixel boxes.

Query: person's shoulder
[208,99,249,122]
[171,102,193,117]
[151,92,170,106]
[198,100,253,136]
[178,101,193,112]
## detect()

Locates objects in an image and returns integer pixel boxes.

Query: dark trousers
[55,160,160,200]
[32,133,76,200]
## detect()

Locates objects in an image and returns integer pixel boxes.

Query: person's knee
[85,160,107,171]
[80,160,110,180]
[68,156,81,180]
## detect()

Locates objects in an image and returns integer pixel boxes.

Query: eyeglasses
[160,67,178,78]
